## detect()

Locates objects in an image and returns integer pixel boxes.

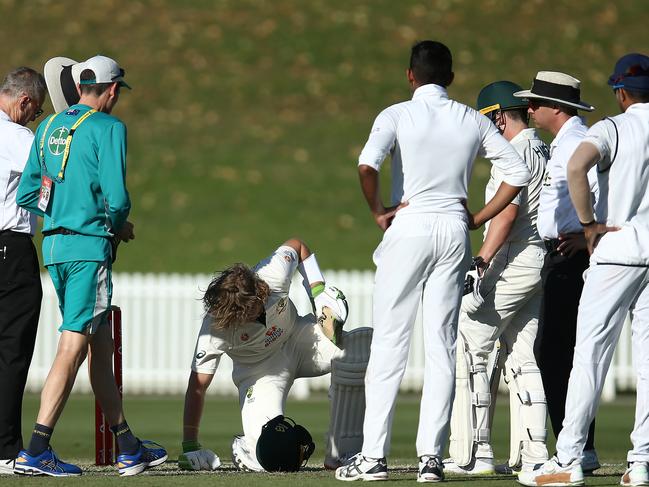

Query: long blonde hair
[203,263,270,330]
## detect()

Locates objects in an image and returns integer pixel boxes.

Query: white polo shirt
[536,116,598,239]
[582,102,649,265]
[358,84,531,220]
[484,128,549,243]
[0,109,36,234]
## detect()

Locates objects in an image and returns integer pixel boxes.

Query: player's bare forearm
[477,203,518,263]
[567,142,600,224]
[183,371,214,442]
[358,164,408,230]
[282,238,313,263]
[470,182,522,229]
[358,164,383,215]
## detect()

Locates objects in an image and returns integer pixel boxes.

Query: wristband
[182,440,202,453]
[310,283,325,298]
[580,219,596,227]
[298,253,325,299]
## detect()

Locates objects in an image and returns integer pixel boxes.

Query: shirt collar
[551,115,585,149]
[0,109,11,123]
[510,127,538,145]
[412,83,449,100]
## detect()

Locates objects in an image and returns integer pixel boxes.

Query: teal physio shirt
[16,104,131,265]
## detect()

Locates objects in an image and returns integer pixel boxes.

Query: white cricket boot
[517,456,584,487]
[621,462,649,487]
[335,453,388,481]
[0,459,14,475]
[443,456,495,475]
[231,435,264,472]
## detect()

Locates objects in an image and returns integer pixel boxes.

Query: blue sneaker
[14,448,82,476]
[117,440,167,476]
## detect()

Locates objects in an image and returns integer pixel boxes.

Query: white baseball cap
[72,55,131,89]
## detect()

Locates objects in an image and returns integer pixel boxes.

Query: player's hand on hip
[178,446,221,471]
[582,224,620,254]
[116,220,135,243]
[461,200,479,230]
[374,201,408,231]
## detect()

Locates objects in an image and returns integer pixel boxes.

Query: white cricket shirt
[583,102,649,265]
[192,246,303,379]
[484,128,549,243]
[536,116,598,239]
[0,109,36,234]
[358,84,531,220]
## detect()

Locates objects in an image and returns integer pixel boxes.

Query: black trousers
[537,248,596,451]
[0,232,42,458]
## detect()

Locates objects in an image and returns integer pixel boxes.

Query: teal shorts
[47,260,112,334]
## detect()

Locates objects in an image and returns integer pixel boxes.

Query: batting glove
[178,440,221,471]
[314,285,349,325]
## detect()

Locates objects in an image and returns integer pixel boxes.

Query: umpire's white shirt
[358,84,531,219]
[584,102,649,265]
[0,109,36,234]
[536,116,598,239]
[484,128,548,243]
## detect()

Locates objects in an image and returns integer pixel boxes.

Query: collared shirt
[584,102,649,265]
[484,128,549,243]
[536,116,598,239]
[191,246,300,378]
[0,109,36,235]
[358,84,531,220]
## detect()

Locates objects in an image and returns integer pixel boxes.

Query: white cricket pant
[556,264,649,464]
[361,213,470,458]
[234,318,342,452]
[459,241,547,463]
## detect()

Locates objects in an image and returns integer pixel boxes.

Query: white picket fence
[26,272,636,401]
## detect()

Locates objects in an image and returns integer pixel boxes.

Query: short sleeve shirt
[191,246,300,375]
[357,84,530,220]
[536,116,599,239]
[582,103,649,265]
[484,128,549,243]
[0,110,36,234]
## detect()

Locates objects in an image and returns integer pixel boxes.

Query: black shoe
[418,456,444,483]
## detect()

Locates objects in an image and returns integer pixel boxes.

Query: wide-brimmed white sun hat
[514,71,594,111]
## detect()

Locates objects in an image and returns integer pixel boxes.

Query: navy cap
[608,53,649,92]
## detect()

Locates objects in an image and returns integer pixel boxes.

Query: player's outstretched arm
[178,371,221,471]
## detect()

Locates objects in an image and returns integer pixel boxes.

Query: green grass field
[2,1,648,272]
[3,392,637,485]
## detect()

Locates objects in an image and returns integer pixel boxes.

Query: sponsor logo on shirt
[282,251,295,263]
[246,386,254,403]
[276,297,287,314]
[65,109,79,116]
[48,127,69,156]
[195,350,206,359]
[264,325,283,347]
[240,333,249,341]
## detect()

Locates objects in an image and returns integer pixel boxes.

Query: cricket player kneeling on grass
[179,238,349,472]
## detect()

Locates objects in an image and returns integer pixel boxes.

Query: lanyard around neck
[39,109,97,181]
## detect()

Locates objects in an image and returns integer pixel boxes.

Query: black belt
[0,229,31,238]
[42,227,79,237]
[544,238,561,253]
